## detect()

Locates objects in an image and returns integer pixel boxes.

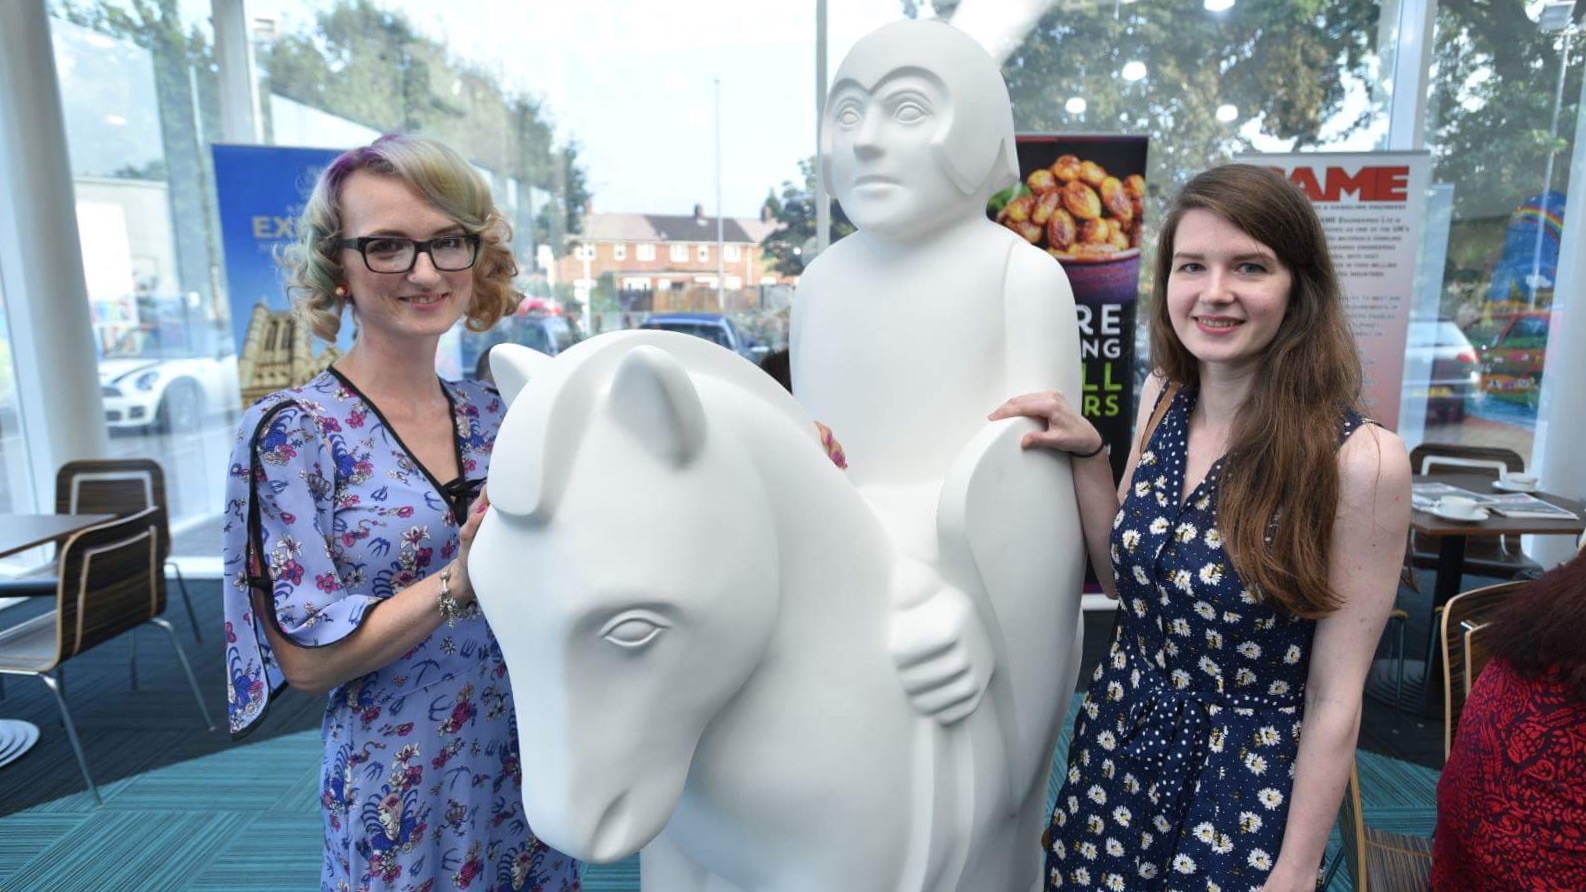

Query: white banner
[1235,151,1432,431]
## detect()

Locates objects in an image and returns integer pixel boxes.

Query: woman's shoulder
[235,372,340,440]
[1335,418,1410,501]
[445,376,506,418]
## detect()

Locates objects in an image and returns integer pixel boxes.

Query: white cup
[1501,472,1538,489]
[1439,496,1480,518]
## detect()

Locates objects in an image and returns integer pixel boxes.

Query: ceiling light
[1065,96,1088,114]
[1537,0,1576,31]
[1216,104,1239,122]
[1121,61,1148,82]
[1204,0,1235,10]
[105,114,128,126]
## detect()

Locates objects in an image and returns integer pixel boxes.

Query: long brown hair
[1484,553,1586,701]
[1150,164,1363,617]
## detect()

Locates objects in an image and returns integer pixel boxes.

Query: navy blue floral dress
[1044,387,1365,892]
[223,369,581,892]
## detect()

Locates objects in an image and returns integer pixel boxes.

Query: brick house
[557,204,782,313]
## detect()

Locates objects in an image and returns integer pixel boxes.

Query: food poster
[989,135,1149,483]
[1237,151,1431,431]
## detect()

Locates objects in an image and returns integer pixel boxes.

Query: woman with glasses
[221,134,581,891]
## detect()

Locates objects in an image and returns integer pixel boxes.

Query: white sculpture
[471,19,1087,892]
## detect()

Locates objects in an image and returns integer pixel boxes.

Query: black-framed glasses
[339,234,481,273]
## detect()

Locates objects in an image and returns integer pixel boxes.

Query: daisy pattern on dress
[1258,788,1285,810]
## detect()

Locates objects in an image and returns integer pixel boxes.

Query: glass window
[724,244,741,262]
[697,244,710,262]
[638,243,657,261]
[613,244,627,261]
[1415,3,1579,457]
[0,272,29,518]
[670,244,689,262]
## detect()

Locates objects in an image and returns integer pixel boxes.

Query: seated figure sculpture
[470,19,1086,892]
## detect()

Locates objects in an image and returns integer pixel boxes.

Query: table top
[0,513,116,559]
[1412,473,1585,538]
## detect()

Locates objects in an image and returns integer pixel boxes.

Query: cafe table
[1377,474,1584,717]
[0,512,115,768]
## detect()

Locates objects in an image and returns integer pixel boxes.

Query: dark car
[640,312,767,362]
[1478,311,1550,409]
[1404,317,1479,424]
[462,313,581,380]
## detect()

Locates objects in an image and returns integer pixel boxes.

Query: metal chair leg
[39,671,101,805]
[166,560,201,643]
[150,618,214,731]
[129,629,139,691]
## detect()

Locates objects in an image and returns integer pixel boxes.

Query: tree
[759,157,854,277]
[261,0,590,250]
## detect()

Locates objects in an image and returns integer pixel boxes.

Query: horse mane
[491,331,817,524]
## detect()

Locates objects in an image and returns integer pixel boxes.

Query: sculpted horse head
[471,331,860,864]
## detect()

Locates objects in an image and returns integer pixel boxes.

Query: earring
[334,285,347,297]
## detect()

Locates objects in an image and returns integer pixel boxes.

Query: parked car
[640,312,767,362]
[1404,317,1480,424]
[462,313,582,380]
[1478,310,1549,409]
[99,323,239,432]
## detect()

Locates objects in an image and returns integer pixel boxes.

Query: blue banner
[212,143,347,362]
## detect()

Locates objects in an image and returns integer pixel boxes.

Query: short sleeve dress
[1044,386,1366,892]
[222,368,581,892]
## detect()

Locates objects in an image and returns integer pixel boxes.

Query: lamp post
[715,77,726,312]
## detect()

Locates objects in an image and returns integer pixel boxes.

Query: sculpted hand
[889,560,994,725]
[988,390,1103,456]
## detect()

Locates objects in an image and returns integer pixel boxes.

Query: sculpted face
[827,71,968,240]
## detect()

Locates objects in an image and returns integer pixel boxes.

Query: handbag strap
[1138,381,1183,453]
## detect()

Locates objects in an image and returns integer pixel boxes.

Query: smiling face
[826,71,970,240]
[1165,208,1293,375]
[337,169,475,350]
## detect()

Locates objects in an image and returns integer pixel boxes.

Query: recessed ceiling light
[1216,104,1239,122]
[1065,96,1088,114]
[105,114,128,126]
[1121,61,1148,82]
[1205,0,1235,11]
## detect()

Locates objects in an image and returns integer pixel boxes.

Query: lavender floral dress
[223,368,581,892]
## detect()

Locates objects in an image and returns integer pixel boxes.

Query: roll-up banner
[990,135,1150,484]
[1237,151,1433,431]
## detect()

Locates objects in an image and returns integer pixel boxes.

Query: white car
[99,330,240,432]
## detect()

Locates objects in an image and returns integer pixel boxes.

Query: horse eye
[600,611,670,648]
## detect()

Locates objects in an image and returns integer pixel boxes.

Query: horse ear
[491,344,554,404]
[607,345,706,465]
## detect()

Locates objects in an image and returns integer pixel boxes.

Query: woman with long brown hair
[993,163,1410,891]
[1433,551,1586,890]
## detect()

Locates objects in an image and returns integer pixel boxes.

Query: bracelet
[1072,436,1109,459]
[437,563,481,627]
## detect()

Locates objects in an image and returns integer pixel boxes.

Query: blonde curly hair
[281,133,520,343]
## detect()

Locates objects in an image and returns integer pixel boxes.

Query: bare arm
[1264,425,1410,891]
[263,491,492,696]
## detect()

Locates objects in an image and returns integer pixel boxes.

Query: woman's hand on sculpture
[988,390,1104,456]
[814,420,848,469]
[452,485,490,605]
[888,559,994,726]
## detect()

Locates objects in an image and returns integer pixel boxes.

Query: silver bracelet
[437,563,481,627]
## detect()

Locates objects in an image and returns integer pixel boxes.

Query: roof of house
[581,211,769,245]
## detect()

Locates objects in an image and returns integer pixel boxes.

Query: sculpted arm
[1263,425,1410,891]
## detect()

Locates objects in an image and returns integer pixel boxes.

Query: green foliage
[259,0,589,246]
[759,157,853,277]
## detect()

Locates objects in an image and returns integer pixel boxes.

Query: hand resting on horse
[888,557,995,725]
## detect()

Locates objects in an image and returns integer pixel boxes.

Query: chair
[1406,444,1541,581]
[1441,579,1524,758]
[0,459,200,642]
[1326,755,1433,890]
[0,507,213,803]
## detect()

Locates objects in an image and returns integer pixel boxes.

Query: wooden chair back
[1442,580,1526,758]
[1408,444,1524,478]
[53,459,170,563]
[54,506,165,663]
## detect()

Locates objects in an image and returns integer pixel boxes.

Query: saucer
[1430,505,1490,523]
[1493,479,1539,493]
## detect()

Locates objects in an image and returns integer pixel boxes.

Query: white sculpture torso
[472,19,1089,892]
